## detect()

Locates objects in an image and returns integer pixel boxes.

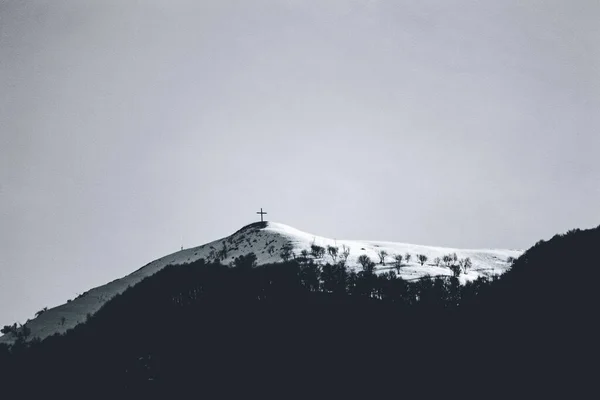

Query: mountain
[0,221,522,344]
[1,224,597,398]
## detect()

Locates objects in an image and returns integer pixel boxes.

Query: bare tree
[393,254,403,273]
[340,245,351,265]
[433,257,441,266]
[462,257,472,273]
[417,254,428,266]
[450,264,461,278]
[443,254,453,267]
[358,254,376,273]
[310,244,326,260]
[405,253,412,264]
[377,250,388,265]
[327,245,339,263]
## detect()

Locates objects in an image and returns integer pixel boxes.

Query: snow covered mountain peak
[0,221,522,344]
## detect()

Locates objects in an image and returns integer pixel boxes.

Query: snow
[0,222,523,344]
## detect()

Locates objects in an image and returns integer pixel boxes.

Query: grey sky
[1,0,599,326]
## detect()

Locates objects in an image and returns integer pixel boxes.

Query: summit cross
[256,208,267,222]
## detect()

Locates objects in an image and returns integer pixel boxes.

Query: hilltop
[0,221,521,344]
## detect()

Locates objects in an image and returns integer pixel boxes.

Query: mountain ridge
[0,221,522,344]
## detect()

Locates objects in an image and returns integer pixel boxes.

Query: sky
[1,0,599,326]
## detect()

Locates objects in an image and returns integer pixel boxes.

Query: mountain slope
[0,221,522,344]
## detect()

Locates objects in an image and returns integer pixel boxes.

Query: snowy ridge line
[0,222,523,344]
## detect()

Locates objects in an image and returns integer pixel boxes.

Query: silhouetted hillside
[0,225,597,398]
[0,222,520,345]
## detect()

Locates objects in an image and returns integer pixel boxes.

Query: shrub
[280,243,294,262]
[35,307,48,317]
[1,323,17,335]
[218,242,228,260]
[232,253,258,269]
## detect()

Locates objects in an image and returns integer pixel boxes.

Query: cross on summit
[256,208,267,222]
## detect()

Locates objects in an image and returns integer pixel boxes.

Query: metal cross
[256,207,267,222]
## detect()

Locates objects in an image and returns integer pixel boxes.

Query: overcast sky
[1,0,599,326]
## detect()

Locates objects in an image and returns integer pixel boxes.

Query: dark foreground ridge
[0,225,598,398]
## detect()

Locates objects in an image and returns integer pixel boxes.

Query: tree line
[285,241,474,278]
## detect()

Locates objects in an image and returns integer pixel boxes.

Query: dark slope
[1,225,598,398]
